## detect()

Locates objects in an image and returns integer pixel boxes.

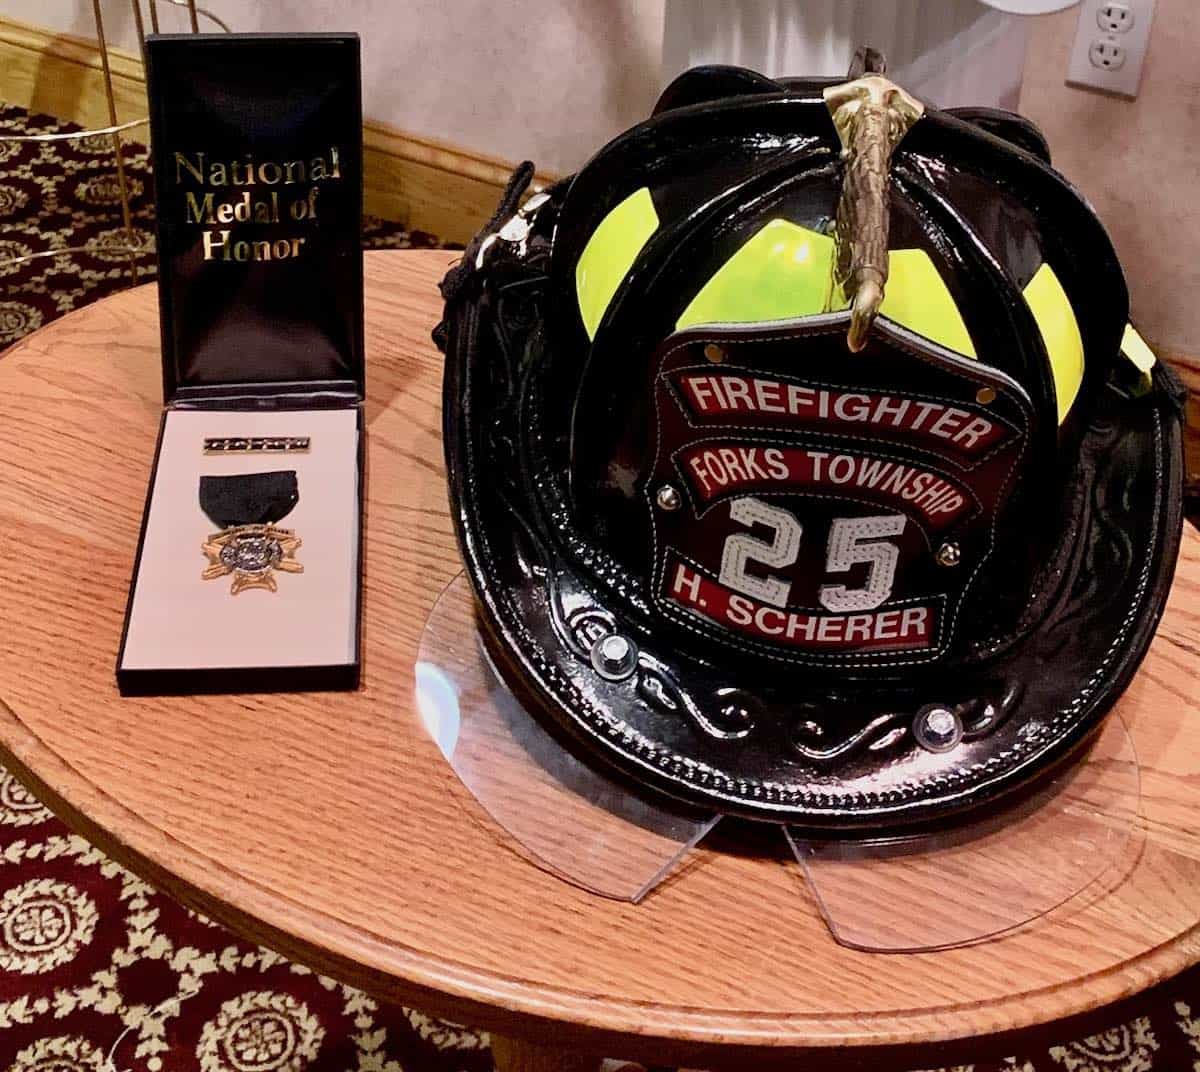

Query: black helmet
[434,60,1184,832]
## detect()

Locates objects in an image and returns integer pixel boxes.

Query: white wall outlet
[1089,38,1127,70]
[1067,0,1156,98]
[1096,2,1135,33]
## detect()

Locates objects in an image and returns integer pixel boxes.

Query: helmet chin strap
[824,63,924,353]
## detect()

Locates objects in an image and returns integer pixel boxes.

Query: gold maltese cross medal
[202,523,304,595]
[198,470,304,595]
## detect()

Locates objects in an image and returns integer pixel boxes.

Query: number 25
[717,497,904,612]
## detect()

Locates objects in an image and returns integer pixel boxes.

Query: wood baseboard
[0,14,553,245]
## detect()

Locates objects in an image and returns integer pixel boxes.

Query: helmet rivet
[913,705,963,753]
[935,541,961,567]
[976,386,997,405]
[656,485,682,512]
[590,633,638,681]
[703,343,726,364]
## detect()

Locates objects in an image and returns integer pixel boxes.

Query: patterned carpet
[3,102,1200,1072]
[0,768,493,1072]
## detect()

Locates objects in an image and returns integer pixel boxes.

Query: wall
[1,0,665,176]
[1019,0,1200,359]
[663,0,1031,111]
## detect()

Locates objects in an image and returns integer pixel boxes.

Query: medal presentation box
[116,33,364,696]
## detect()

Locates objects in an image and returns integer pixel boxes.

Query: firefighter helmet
[435,60,1183,831]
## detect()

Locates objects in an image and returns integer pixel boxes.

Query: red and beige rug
[0,766,494,1072]
[3,102,1200,1072]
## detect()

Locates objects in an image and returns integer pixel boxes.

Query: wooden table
[2,249,1200,1071]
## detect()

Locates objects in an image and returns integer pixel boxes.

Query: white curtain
[662,0,1034,110]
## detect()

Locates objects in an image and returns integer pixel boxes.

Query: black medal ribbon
[199,471,299,530]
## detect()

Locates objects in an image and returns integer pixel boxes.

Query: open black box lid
[146,32,364,406]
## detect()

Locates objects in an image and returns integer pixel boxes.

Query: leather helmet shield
[436,65,1184,829]
[647,316,1035,668]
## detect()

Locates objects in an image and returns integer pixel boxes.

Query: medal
[199,471,303,594]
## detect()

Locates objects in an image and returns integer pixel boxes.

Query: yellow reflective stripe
[676,220,836,331]
[1023,263,1084,424]
[675,227,976,359]
[1121,323,1156,373]
[878,249,976,359]
[575,187,659,340]
[617,211,1092,425]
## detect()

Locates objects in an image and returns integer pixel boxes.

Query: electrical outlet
[1089,39,1127,70]
[1096,2,1135,33]
[1067,0,1156,98]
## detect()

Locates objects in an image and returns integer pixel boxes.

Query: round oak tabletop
[2,250,1200,1071]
